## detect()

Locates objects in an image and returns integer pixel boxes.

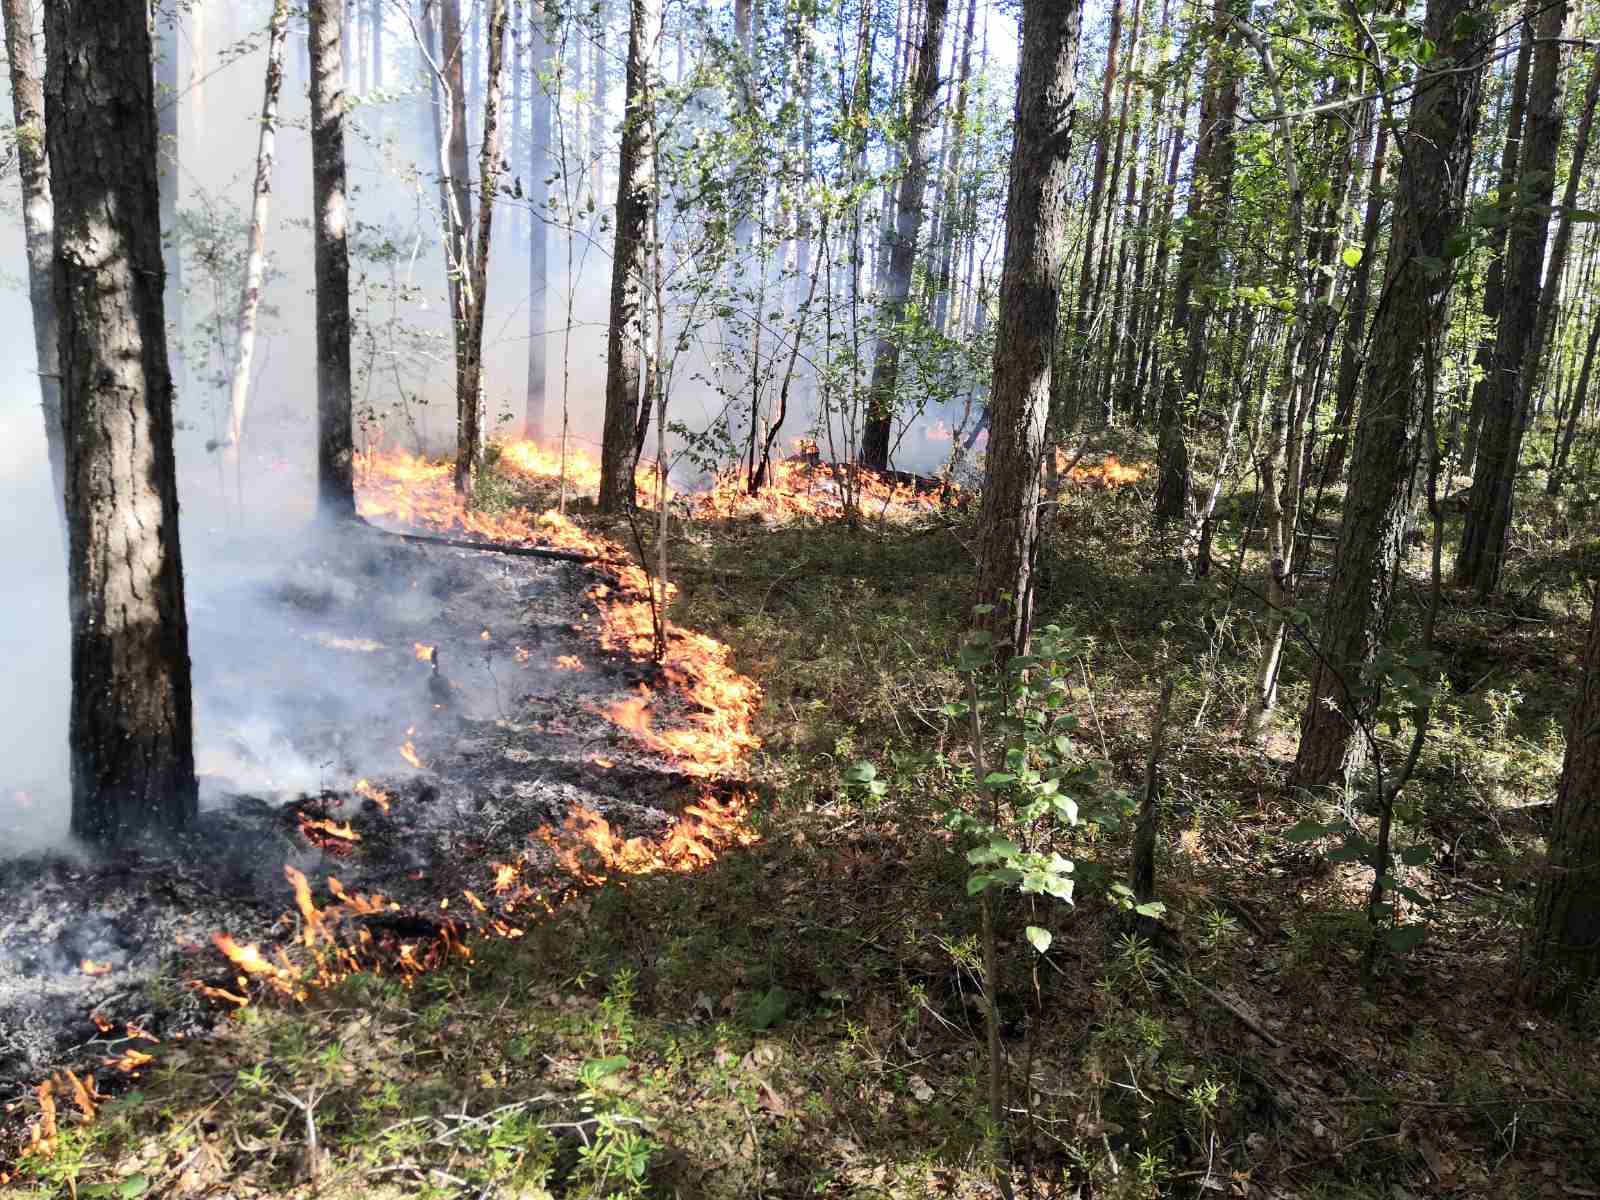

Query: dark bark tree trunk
[860,0,949,471]
[45,0,198,843]
[310,0,358,519]
[526,0,552,443]
[1461,0,1537,473]
[1293,0,1488,788]
[1531,581,1600,998]
[972,0,1083,656]
[1551,301,1600,496]
[597,0,661,513]
[1460,7,1588,598]
[1153,0,1239,525]
[1061,0,1124,434]
[1,0,63,533]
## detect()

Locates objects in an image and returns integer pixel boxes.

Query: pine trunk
[1293,0,1487,788]
[860,0,949,471]
[45,0,198,843]
[973,0,1083,656]
[1461,16,1591,598]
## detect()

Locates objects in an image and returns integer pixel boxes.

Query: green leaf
[983,772,1018,786]
[579,1056,631,1085]
[1025,926,1054,954]
[118,1180,151,1200]
[1134,901,1166,919]
[745,986,793,1030]
[842,762,877,785]
[967,872,993,896]
[1341,246,1363,269]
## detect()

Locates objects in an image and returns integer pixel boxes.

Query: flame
[79,959,113,977]
[555,654,584,671]
[414,642,436,661]
[299,815,361,844]
[1055,450,1149,487]
[492,862,519,893]
[537,792,756,885]
[354,777,392,813]
[399,740,424,770]
[90,1013,113,1033]
[101,1049,153,1074]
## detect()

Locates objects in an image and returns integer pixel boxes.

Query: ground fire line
[2,438,1148,1179]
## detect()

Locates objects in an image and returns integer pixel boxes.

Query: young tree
[526,0,553,444]
[1531,583,1600,998]
[222,0,292,482]
[1,0,63,531]
[156,1,185,390]
[597,0,662,514]
[859,0,950,471]
[973,0,1084,658]
[309,0,358,520]
[457,0,511,490]
[1293,0,1489,788]
[45,0,197,843]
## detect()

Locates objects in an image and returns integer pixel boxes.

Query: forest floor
[5,434,1600,1199]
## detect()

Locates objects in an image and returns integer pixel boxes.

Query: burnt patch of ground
[0,523,725,1101]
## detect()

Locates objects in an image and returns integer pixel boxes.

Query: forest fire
[1057,450,1149,488]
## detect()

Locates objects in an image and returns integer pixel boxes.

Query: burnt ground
[0,523,718,1097]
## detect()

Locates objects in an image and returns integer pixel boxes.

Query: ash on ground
[0,524,719,1096]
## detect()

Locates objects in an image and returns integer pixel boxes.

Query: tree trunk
[45,0,198,844]
[1153,0,1239,525]
[931,0,977,336]
[859,0,949,471]
[526,0,551,443]
[223,0,291,476]
[1,0,63,534]
[1551,300,1600,496]
[1061,0,1124,434]
[1321,114,1388,487]
[310,0,358,519]
[456,0,509,492]
[1293,0,1487,789]
[597,0,661,513]
[591,0,608,204]
[973,0,1083,657]
[1460,19,1589,598]
[1461,0,1537,474]
[1531,580,1600,997]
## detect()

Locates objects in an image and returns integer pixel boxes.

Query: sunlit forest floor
[8,433,1600,1199]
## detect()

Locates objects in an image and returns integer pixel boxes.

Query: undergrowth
[8,441,1600,1197]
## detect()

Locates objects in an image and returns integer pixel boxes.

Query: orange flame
[354,777,391,813]
[79,959,112,977]
[414,642,436,662]
[399,740,424,770]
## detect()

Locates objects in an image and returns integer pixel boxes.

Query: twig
[366,523,599,563]
[1149,960,1283,1047]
